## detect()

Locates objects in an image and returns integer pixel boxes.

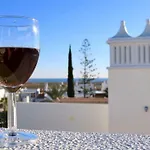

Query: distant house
[19,88,39,102]
[101,80,108,91]
[74,81,95,97]
[73,80,108,98]
[94,91,106,98]
[19,88,52,102]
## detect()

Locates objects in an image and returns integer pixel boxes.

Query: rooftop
[138,19,150,37]
[107,19,150,43]
[111,20,131,39]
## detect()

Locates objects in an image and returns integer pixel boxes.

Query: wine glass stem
[7,93,17,131]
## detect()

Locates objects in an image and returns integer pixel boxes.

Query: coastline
[24,78,107,90]
[27,78,108,83]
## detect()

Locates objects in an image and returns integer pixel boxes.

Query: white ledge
[107,65,150,69]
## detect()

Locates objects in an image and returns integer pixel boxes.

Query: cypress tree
[67,45,75,97]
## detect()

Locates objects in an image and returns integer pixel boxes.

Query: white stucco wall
[17,103,108,132]
[108,68,150,134]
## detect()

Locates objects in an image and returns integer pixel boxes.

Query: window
[138,46,140,63]
[31,93,35,98]
[143,46,146,63]
[129,46,131,63]
[124,46,126,63]
[114,47,116,64]
[119,46,121,64]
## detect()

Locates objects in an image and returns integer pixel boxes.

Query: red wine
[0,47,39,92]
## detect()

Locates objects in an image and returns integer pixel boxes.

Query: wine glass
[0,15,40,147]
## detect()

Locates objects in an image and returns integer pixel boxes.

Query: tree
[104,88,108,98]
[0,97,7,127]
[79,39,97,98]
[45,84,67,100]
[0,97,7,111]
[67,45,75,97]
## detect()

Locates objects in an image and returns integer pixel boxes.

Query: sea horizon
[28,78,108,83]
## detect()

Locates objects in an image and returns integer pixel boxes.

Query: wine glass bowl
[0,47,39,92]
[0,16,40,147]
[0,16,39,92]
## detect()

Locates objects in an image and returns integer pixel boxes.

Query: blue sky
[1,0,150,78]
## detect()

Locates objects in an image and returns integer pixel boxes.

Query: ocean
[27,78,108,83]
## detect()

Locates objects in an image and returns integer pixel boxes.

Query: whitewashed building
[101,80,108,91]
[0,87,7,100]
[107,19,150,134]
[44,83,49,91]
[19,87,52,102]
[74,80,95,97]
[19,88,39,102]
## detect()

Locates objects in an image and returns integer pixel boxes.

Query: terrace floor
[0,128,150,149]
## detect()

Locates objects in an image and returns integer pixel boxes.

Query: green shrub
[0,111,7,128]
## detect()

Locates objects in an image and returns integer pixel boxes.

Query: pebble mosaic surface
[0,129,150,150]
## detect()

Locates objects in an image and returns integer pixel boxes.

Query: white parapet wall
[17,102,108,132]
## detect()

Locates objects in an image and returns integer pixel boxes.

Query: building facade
[0,87,7,100]
[107,19,150,134]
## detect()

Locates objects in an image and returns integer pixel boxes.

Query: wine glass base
[0,131,38,148]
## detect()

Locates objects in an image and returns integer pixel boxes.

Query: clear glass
[0,15,40,147]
